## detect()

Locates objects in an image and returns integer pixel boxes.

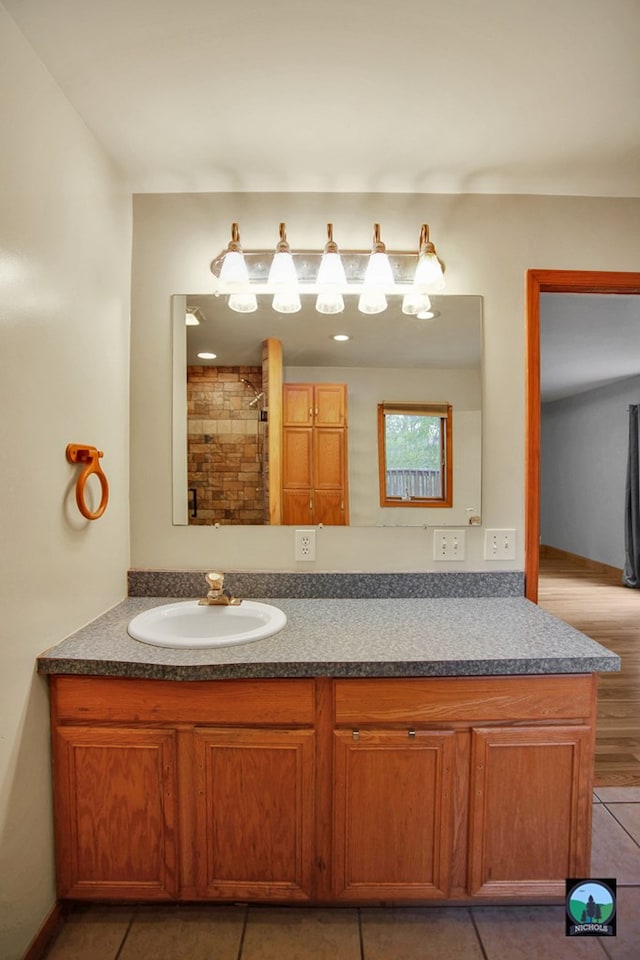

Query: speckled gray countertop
[37,596,620,681]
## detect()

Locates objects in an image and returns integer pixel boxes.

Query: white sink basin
[127,600,287,649]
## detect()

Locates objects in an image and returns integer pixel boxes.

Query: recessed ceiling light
[332,334,351,342]
[197,351,217,360]
[416,310,440,320]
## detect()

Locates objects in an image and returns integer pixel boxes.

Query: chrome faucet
[198,571,242,606]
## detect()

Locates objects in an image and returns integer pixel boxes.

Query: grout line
[357,907,366,960]
[113,907,137,960]
[469,908,491,960]
[601,802,640,850]
[236,904,249,960]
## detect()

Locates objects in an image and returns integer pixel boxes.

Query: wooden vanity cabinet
[50,676,316,902]
[49,672,597,904]
[332,675,596,900]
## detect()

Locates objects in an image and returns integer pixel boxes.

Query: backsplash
[128,569,525,599]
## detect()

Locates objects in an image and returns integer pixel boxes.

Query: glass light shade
[402,292,432,315]
[315,291,345,314]
[413,251,445,292]
[228,293,258,313]
[272,292,301,313]
[185,311,200,325]
[363,251,395,289]
[358,290,387,314]
[316,252,347,288]
[268,251,298,289]
[219,250,250,290]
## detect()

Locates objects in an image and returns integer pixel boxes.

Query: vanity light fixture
[359,223,395,315]
[209,221,446,315]
[412,223,445,292]
[315,224,347,315]
[268,222,301,314]
[219,223,258,314]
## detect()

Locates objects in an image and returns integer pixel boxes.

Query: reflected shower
[241,378,266,407]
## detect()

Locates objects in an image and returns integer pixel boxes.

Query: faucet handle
[204,571,224,595]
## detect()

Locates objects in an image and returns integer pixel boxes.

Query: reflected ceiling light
[402,292,431,316]
[316,223,346,314]
[412,223,445,293]
[332,334,351,342]
[185,307,201,325]
[228,293,258,313]
[209,220,446,315]
[197,351,217,360]
[268,222,300,314]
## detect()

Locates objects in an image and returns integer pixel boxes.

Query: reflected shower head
[241,378,265,407]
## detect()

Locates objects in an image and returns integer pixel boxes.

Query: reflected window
[377,402,452,507]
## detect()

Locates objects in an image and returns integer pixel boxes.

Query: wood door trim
[525,269,640,602]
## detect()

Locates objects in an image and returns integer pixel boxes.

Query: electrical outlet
[433,529,466,561]
[294,529,316,561]
[484,529,516,560]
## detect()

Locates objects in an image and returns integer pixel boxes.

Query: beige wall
[131,192,640,571]
[0,7,131,958]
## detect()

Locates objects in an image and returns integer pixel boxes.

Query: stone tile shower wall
[187,366,264,524]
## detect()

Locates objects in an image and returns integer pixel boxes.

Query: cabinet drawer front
[334,676,595,725]
[52,676,315,725]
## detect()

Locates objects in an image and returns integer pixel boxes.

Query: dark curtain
[623,404,640,588]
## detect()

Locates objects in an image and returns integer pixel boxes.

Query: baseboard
[21,902,63,960]
[540,544,623,579]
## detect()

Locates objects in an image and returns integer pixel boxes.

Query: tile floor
[42,788,640,960]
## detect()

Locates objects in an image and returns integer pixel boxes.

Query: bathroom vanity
[38,592,619,906]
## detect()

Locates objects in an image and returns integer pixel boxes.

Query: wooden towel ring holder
[66,444,109,520]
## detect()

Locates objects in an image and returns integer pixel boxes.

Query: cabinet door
[333,729,455,900]
[314,428,347,524]
[282,427,313,524]
[53,726,178,899]
[468,726,593,897]
[194,728,315,900]
[314,384,346,426]
[283,384,314,425]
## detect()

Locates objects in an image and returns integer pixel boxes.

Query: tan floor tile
[591,805,640,884]
[594,787,640,803]
[472,905,605,958]
[118,904,245,960]
[242,907,360,960]
[605,803,640,845]
[602,886,640,960]
[361,907,483,960]
[45,905,133,960]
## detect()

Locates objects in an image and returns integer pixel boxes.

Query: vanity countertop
[37,596,620,681]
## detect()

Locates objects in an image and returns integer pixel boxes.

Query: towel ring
[66,444,110,520]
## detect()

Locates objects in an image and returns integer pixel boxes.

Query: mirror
[172,294,482,527]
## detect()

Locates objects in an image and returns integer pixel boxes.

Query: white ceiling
[4,0,640,196]
[540,293,640,402]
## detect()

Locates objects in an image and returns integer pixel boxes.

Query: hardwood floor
[538,548,640,786]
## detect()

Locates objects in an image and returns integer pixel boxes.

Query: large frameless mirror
[171,293,482,527]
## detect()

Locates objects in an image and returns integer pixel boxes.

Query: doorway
[525,269,640,602]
